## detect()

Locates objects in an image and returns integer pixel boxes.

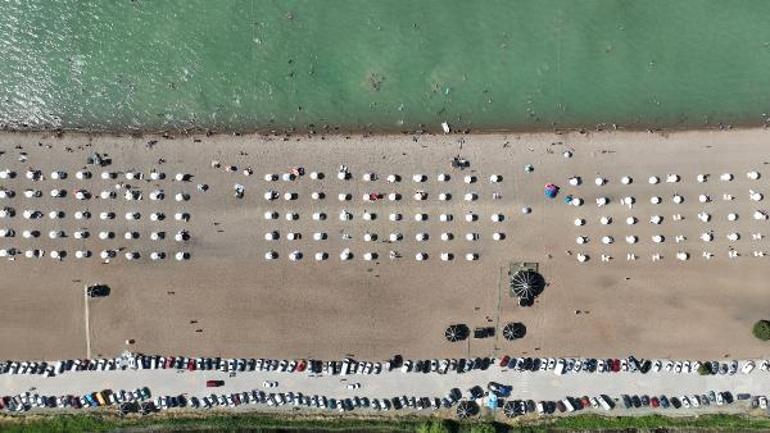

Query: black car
[522,358,533,370]
[632,395,642,408]
[556,401,566,412]
[545,401,557,414]
[722,392,734,404]
[391,397,402,410]
[525,400,536,413]
[737,393,752,401]
[449,388,462,402]
[531,358,542,371]
[456,358,466,372]
[468,386,485,399]
[622,395,632,409]
[507,358,517,369]
[641,395,650,406]
[671,397,681,408]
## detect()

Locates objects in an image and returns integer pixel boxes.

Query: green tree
[753,320,770,341]
[467,423,497,433]
[697,362,713,375]
[416,420,451,433]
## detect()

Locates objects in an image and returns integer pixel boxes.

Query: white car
[652,360,662,372]
[741,361,756,374]
[761,360,770,372]
[346,383,361,390]
[760,396,768,409]
[262,381,278,388]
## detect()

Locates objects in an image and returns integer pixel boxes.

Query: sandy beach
[0,128,769,362]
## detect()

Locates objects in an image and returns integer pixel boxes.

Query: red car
[611,359,621,372]
[187,359,196,371]
[499,356,510,367]
[296,360,307,372]
[650,397,660,408]
[206,380,225,387]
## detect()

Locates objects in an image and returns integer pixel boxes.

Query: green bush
[416,420,451,433]
[466,423,497,433]
[697,362,713,375]
[753,320,770,341]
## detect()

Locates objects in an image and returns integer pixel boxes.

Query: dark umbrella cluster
[502,322,527,341]
[510,270,545,306]
[456,400,479,418]
[444,324,470,342]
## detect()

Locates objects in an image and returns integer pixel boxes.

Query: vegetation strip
[2,413,770,433]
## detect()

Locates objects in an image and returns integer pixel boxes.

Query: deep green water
[2,0,770,132]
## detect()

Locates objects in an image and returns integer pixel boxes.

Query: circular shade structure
[509,270,545,301]
[444,324,469,342]
[456,401,478,419]
[503,401,517,418]
[502,322,527,341]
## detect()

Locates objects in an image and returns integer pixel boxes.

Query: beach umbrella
[286,232,299,241]
[175,212,191,222]
[0,208,12,218]
[650,215,662,224]
[464,175,476,184]
[101,171,115,180]
[464,192,477,201]
[0,189,12,199]
[265,231,279,241]
[648,176,659,184]
[176,192,190,202]
[727,233,740,242]
[125,252,140,260]
[413,174,426,182]
[444,324,468,342]
[466,253,479,261]
[24,250,38,259]
[264,211,278,220]
[289,251,302,261]
[438,192,451,201]
[336,171,347,180]
[149,170,165,180]
[576,236,587,245]
[465,213,477,222]
[415,232,428,241]
[22,210,37,219]
[50,250,65,260]
[50,170,66,180]
[621,176,632,185]
[175,173,190,182]
[48,230,64,239]
[440,213,452,222]
[490,174,502,183]
[264,173,277,182]
[521,207,532,214]
[389,213,402,221]
[415,252,428,261]
[602,236,613,245]
[700,233,713,242]
[465,233,479,241]
[510,271,545,300]
[338,193,351,201]
[126,212,140,220]
[574,218,585,226]
[698,212,710,222]
[696,174,707,182]
[699,194,710,203]
[492,232,505,241]
[50,189,65,198]
[672,194,684,204]
[571,197,583,206]
[173,231,190,242]
[389,233,402,242]
[652,235,664,243]
[339,210,352,221]
[750,191,763,201]
[73,230,88,239]
[99,231,114,240]
[313,232,326,241]
[503,322,527,340]
[74,190,90,200]
[309,171,322,180]
[315,252,328,261]
[75,250,91,259]
[175,252,190,261]
[362,211,375,221]
[754,211,768,220]
[100,190,115,200]
[282,172,297,182]
[150,232,164,241]
[0,170,14,179]
[340,249,352,261]
[720,173,733,181]
[568,176,581,186]
[386,174,399,183]
[456,401,477,419]
[311,192,323,200]
[22,230,38,239]
[650,196,661,205]
[264,191,277,201]
[414,191,427,201]
[489,213,504,222]
[595,177,606,186]
[626,235,638,244]
[362,172,376,181]
[150,212,164,221]
[100,250,117,259]
[666,174,679,183]
[363,252,377,261]
[576,253,588,262]
[388,192,400,201]
[440,252,453,261]
[363,233,377,242]
[747,171,761,180]
[414,213,427,221]
[676,252,689,261]
[123,231,138,240]
[264,251,278,260]
[49,210,64,219]
[149,190,165,201]
[75,170,91,180]
[441,232,453,241]
[25,169,40,180]
[0,228,13,238]
[599,216,611,225]
[312,212,326,221]
[437,173,450,182]
[727,213,738,221]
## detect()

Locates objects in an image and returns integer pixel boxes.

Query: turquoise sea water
[2,0,770,132]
